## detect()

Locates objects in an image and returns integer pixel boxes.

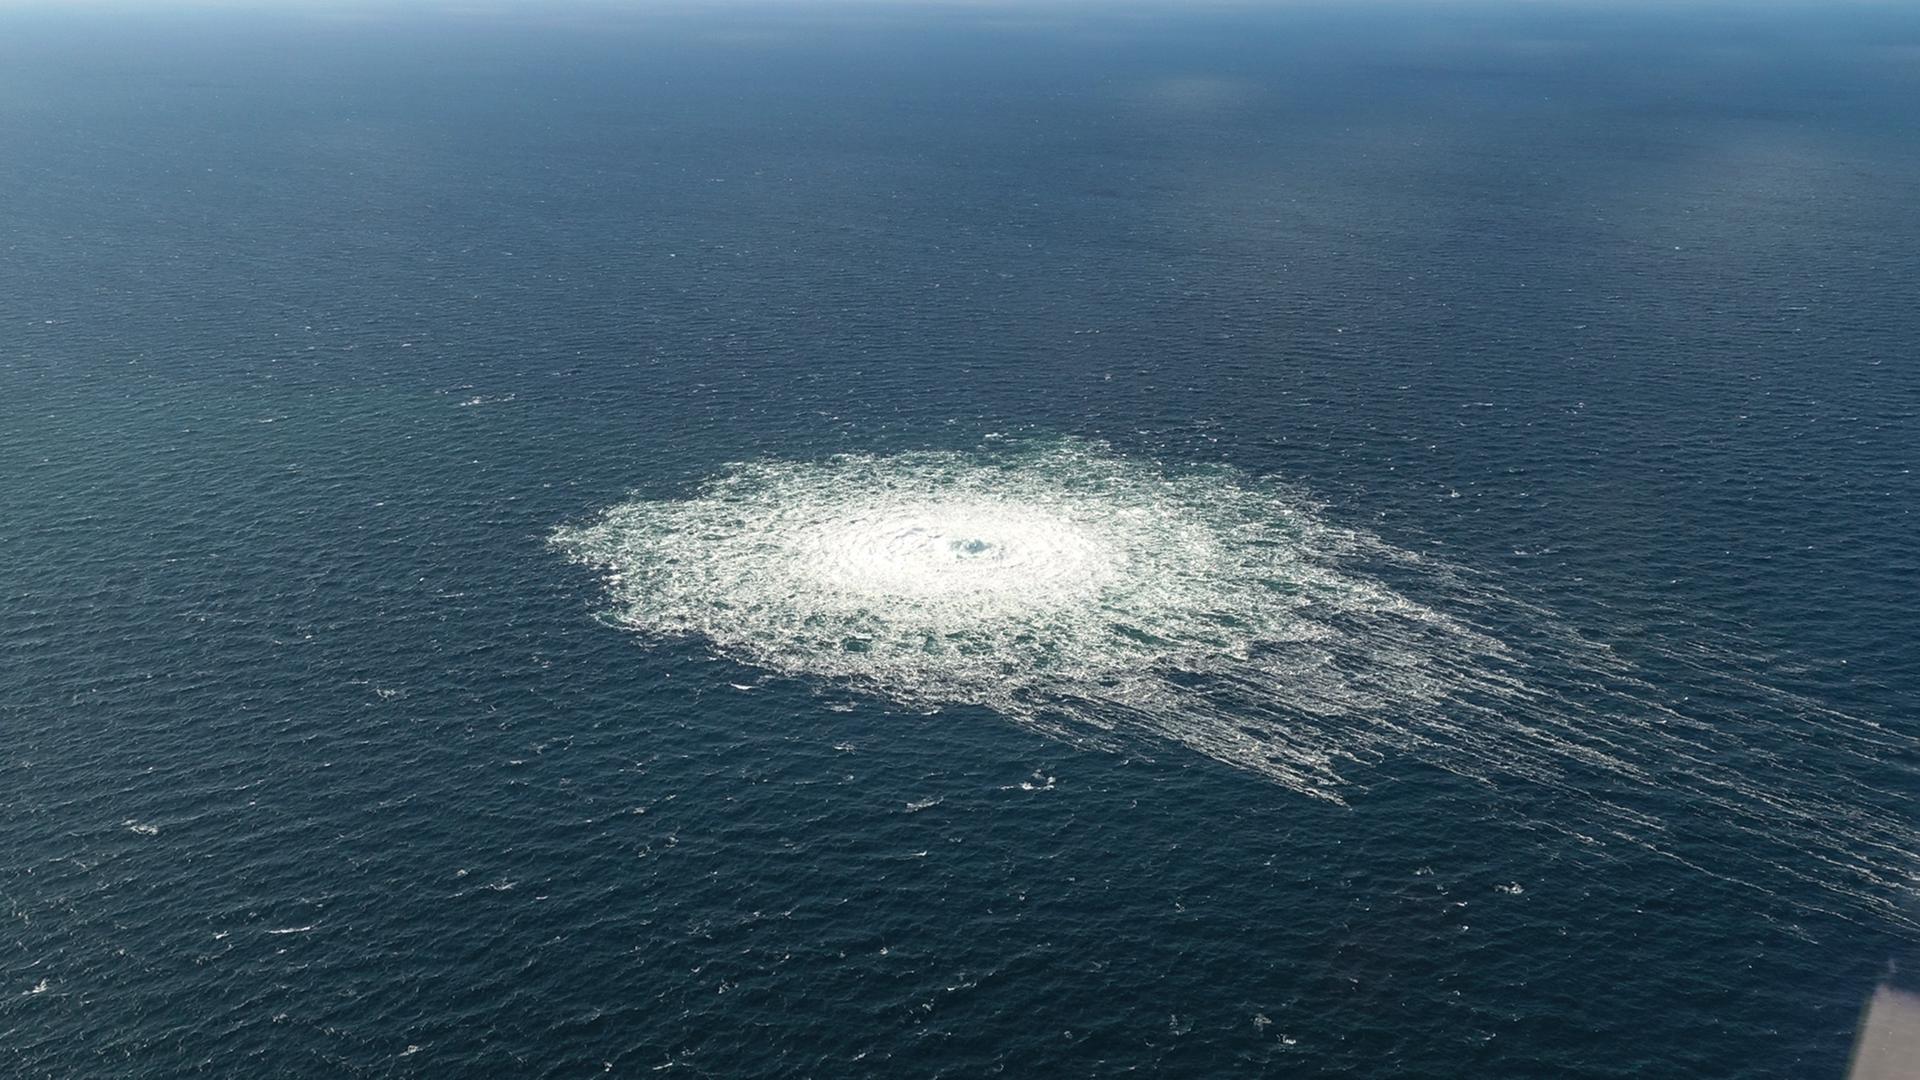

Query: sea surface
[3,3,1917,1077]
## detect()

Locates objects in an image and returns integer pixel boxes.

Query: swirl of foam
[554,439,1917,924]
[555,441,1465,795]
[790,499,1117,607]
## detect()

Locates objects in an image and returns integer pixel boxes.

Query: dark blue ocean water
[3,3,1917,1076]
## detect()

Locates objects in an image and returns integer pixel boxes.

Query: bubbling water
[789,499,1118,609]
[554,441,1515,797]
[555,439,1918,924]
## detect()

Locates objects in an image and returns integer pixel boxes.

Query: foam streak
[554,440,1916,924]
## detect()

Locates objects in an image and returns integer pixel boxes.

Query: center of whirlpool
[794,504,1117,605]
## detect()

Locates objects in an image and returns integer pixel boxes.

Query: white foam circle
[553,439,1916,922]
[553,440,1488,798]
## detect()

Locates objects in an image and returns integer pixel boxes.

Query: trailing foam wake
[555,439,1916,923]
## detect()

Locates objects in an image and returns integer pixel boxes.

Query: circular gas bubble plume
[554,440,1502,798]
[555,439,1917,924]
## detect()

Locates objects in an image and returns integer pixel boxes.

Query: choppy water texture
[5,4,1920,1078]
